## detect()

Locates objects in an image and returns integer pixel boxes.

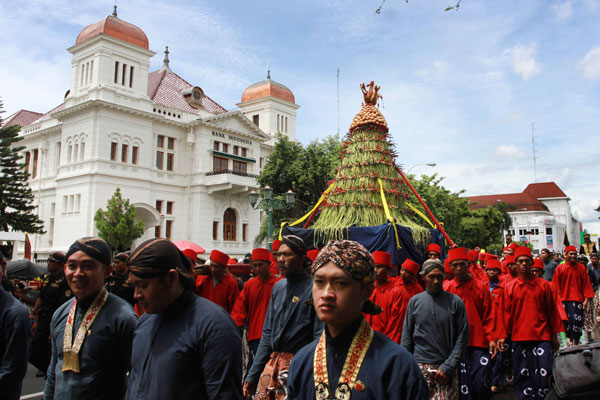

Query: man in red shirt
[485,259,509,393]
[395,258,424,336]
[531,259,568,323]
[364,251,403,342]
[504,247,563,399]
[552,245,595,345]
[195,249,239,313]
[446,247,501,400]
[232,248,278,374]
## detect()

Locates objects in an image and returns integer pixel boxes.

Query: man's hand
[432,369,447,385]
[243,381,257,399]
[489,341,498,358]
[552,336,560,352]
[497,338,506,352]
[583,299,589,310]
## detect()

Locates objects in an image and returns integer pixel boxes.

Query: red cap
[444,258,452,274]
[485,254,498,261]
[307,249,319,262]
[478,252,487,261]
[182,248,197,262]
[228,258,237,265]
[426,243,441,255]
[505,255,515,264]
[503,247,510,252]
[401,258,420,275]
[485,259,501,270]
[514,246,533,261]
[448,247,469,263]
[252,248,271,262]
[509,242,519,250]
[532,258,543,270]
[210,249,230,267]
[372,251,392,268]
[272,240,281,251]
[565,245,577,254]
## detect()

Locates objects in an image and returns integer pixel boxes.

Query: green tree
[94,188,144,253]
[0,100,44,233]
[406,173,470,242]
[456,206,505,250]
[255,133,341,243]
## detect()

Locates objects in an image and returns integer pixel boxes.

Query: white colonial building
[468,182,581,254]
[3,9,299,259]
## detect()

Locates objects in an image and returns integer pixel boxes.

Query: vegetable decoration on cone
[311,81,430,245]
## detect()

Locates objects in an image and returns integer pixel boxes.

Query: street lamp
[406,163,436,174]
[249,186,295,250]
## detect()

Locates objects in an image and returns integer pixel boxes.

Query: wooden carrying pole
[396,167,455,247]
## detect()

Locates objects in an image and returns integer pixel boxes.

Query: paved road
[20,363,45,400]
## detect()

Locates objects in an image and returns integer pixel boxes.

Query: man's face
[129,273,172,314]
[505,235,512,244]
[313,262,371,330]
[423,269,444,293]
[486,268,500,281]
[113,259,127,275]
[515,256,532,275]
[531,268,543,278]
[374,264,389,282]
[252,260,271,280]
[426,251,440,260]
[65,251,108,300]
[584,234,591,243]
[277,244,304,276]
[566,250,578,264]
[505,248,514,256]
[450,259,469,282]
[591,255,599,265]
[540,249,550,261]
[399,267,416,284]
[507,262,517,275]
[47,259,63,275]
[210,261,226,280]
[553,253,560,262]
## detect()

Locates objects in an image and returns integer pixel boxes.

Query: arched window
[223,208,236,241]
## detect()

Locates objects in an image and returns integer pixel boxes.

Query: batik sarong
[255,351,294,400]
[510,341,552,400]
[418,362,459,400]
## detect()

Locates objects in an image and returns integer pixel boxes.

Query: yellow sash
[313,319,373,399]
[62,288,109,373]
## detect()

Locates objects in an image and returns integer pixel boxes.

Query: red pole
[396,167,455,247]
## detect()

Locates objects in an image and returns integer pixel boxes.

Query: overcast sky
[1,0,599,235]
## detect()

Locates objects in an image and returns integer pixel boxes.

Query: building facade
[468,182,581,254]
[3,10,299,259]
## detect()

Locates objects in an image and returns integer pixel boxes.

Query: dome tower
[237,71,300,142]
[66,6,155,101]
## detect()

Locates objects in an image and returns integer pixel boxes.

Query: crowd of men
[1,233,599,400]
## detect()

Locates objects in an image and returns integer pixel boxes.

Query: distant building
[468,182,581,254]
[2,9,299,259]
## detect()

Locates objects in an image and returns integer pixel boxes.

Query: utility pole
[531,122,538,183]
[337,68,340,136]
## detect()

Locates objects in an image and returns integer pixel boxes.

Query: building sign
[520,236,527,243]
[546,235,553,248]
[212,131,252,146]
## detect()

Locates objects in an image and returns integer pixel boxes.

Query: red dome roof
[76,15,149,49]
[241,74,295,104]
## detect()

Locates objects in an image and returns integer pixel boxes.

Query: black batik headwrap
[281,235,308,256]
[127,238,191,279]
[66,237,112,266]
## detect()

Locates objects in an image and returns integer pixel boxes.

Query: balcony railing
[206,169,259,179]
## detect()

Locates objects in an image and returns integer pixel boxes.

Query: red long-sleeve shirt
[469,264,488,283]
[503,276,564,341]
[487,280,507,341]
[395,279,423,340]
[446,276,500,347]
[231,276,277,341]
[364,280,403,343]
[195,273,239,314]
[552,263,594,302]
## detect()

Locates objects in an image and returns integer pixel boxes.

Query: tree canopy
[0,100,44,233]
[94,187,144,253]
